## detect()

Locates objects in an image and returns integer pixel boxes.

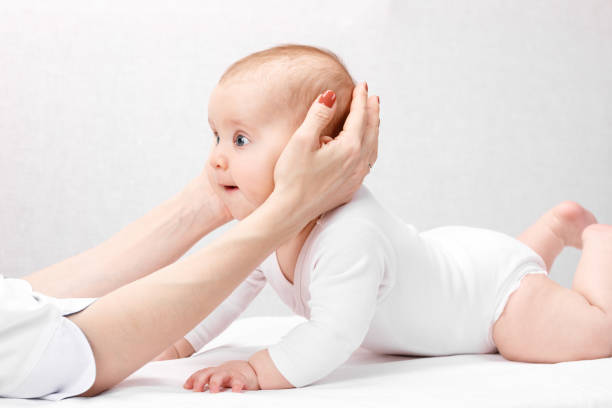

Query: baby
[157,44,611,393]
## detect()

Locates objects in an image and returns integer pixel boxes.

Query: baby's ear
[319,135,333,146]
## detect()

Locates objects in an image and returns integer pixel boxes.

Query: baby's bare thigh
[492,274,612,363]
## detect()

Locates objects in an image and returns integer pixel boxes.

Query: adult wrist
[264,190,311,235]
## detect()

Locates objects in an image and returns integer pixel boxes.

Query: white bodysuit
[185,185,548,388]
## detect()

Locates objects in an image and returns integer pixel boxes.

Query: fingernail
[364,82,368,92]
[318,90,336,108]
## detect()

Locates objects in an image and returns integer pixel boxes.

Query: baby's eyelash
[211,132,250,147]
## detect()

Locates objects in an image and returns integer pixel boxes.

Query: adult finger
[338,82,368,144]
[320,135,333,146]
[293,90,338,150]
[364,94,380,167]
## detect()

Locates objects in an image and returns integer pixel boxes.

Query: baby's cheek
[251,174,275,205]
[234,166,269,207]
[240,145,280,205]
[262,159,278,196]
[254,154,278,199]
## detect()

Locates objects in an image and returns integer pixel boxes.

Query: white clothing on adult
[0,276,96,400]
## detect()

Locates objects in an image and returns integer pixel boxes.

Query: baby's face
[206,81,296,220]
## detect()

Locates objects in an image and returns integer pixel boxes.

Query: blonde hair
[219,44,355,138]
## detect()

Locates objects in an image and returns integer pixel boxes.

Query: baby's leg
[493,224,612,363]
[516,201,597,271]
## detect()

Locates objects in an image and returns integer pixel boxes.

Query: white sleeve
[267,221,386,387]
[184,268,266,352]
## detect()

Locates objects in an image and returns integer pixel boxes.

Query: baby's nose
[209,152,229,171]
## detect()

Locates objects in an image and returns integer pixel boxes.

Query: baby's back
[301,186,546,356]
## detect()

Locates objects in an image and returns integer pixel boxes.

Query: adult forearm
[71,191,305,396]
[25,175,228,298]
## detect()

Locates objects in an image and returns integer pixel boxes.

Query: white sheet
[4,316,612,407]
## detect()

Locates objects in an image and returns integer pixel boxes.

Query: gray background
[2,0,611,317]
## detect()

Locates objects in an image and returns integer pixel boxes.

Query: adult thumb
[295,90,337,150]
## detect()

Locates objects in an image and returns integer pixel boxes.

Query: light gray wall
[2,0,611,317]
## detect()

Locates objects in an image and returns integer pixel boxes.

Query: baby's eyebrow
[228,118,248,128]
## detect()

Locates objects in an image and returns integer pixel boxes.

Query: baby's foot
[548,201,597,249]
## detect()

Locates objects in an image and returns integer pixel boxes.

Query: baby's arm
[254,242,383,389]
[185,222,386,391]
[153,268,266,361]
[152,337,196,360]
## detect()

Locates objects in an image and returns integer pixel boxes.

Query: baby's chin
[227,192,271,220]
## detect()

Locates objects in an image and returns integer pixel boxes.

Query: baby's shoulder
[301,187,396,282]
[311,186,392,252]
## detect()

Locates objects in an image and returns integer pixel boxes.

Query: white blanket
[4,316,612,407]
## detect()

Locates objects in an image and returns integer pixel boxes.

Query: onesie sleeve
[184,268,266,352]
[267,221,387,387]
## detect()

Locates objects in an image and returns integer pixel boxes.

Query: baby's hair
[219,44,355,138]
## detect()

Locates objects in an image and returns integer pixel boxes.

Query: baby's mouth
[223,185,239,191]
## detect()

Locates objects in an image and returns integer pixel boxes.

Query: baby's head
[207,44,355,220]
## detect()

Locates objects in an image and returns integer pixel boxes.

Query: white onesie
[185,185,548,387]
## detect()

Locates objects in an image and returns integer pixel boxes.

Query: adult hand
[272,82,379,223]
[182,164,233,225]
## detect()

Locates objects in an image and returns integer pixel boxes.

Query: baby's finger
[183,375,194,389]
[192,370,214,392]
[230,377,245,393]
[340,82,368,143]
[209,372,229,393]
[184,369,205,390]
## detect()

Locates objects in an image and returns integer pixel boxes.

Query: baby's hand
[183,360,260,393]
[152,343,178,361]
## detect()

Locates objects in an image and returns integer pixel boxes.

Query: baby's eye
[235,134,250,147]
[214,135,220,145]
